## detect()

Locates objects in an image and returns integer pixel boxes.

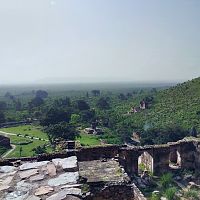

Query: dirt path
[0,130,49,142]
[0,130,16,136]
[2,144,16,158]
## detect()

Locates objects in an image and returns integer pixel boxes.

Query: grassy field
[0,125,49,140]
[0,125,102,157]
[76,134,101,146]
[0,125,52,158]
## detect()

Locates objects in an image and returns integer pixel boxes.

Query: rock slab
[48,172,79,187]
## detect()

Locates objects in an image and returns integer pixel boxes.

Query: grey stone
[0,166,17,173]
[5,191,29,200]
[47,163,57,177]
[19,161,49,171]
[48,172,79,187]
[26,195,41,200]
[61,184,82,189]
[52,156,78,171]
[35,186,54,196]
[19,169,38,179]
[30,174,45,182]
[0,171,17,179]
[46,188,81,200]
[16,180,33,193]
[0,176,14,191]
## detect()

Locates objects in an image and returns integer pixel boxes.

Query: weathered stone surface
[19,169,38,179]
[26,195,41,200]
[46,188,81,200]
[61,184,82,189]
[19,161,49,171]
[16,180,33,193]
[47,163,57,177]
[52,156,77,171]
[0,166,17,173]
[0,185,10,191]
[48,172,79,187]
[79,160,126,183]
[35,186,54,196]
[5,191,29,200]
[30,174,45,182]
[0,176,14,191]
[64,196,81,200]
[0,170,17,179]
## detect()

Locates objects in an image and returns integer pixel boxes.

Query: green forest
[0,78,199,157]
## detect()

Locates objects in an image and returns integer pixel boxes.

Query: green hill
[128,77,200,132]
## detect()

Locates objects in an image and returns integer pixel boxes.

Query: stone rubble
[0,156,81,200]
[35,186,54,196]
[48,172,79,187]
[19,161,49,171]
[19,169,39,179]
[52,156,78,172]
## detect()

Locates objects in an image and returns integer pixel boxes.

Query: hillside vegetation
[144,77,200,130]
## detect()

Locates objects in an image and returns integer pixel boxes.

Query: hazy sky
[0,0,200,84]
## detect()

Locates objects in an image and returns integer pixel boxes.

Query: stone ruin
[0,135,11,149]
[1,137,200,199]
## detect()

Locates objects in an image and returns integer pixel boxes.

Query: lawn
[0,125,52,158]
[76,133,101,146]
[0,125,49,140]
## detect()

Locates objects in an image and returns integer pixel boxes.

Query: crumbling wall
[193,141,200,171]
[132,183,147,200]
[77,145,120,161]
[0,135,11,148]
[178,141,195,170]
[84,184,135,200]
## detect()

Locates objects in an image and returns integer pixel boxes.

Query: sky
[0,0,200,84]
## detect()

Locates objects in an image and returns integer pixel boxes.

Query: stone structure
[0,135,11,149]
[1,137,200,199]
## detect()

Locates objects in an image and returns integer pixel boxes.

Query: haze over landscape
[0,0,200,85]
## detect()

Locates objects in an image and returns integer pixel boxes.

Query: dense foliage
[0,78,199,146]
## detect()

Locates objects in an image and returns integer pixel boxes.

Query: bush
[151,193,160,200]
[160,173,173,189]
[164,187,177,200]
[184,189,200,200]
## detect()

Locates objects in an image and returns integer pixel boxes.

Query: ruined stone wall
[0,135,11,148]
[77,145,120,161]
[84,184,135,200]
[1,138,199,175]
[192,141,200,171]
[178,141,196,170]
[132,183,147,200]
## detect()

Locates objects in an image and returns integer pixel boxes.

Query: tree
[70,114,81,125]
[45,122,77,140]
[91,90,100,97]
[19,146,23,157]
[0,101,7,111]
[54,97,71,107]
[96,97,110,110]
[29,97,44,108]
[15,99,22,111]
[36,90,48,99]
[80,110,95,123]
[33,145,47,155]
[190,127,197,137]
[118,93,127,100]
[41,108,71,126]
[76,100,90,111]
[0,112,5,123]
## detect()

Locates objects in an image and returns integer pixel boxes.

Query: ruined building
[0,137,200,200]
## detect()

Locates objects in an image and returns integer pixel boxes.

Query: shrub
[164,187,177,200]
[150,193,160,200]
[184,189,199,200]
[160,173,173,189]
